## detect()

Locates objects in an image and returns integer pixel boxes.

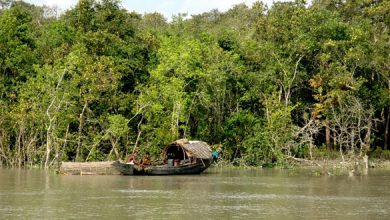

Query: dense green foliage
[0,0,389,168]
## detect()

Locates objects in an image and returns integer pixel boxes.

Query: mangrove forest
[0,0,389,168]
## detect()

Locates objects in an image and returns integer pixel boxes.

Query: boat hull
[112,162,135,175]
[113,160,212,175]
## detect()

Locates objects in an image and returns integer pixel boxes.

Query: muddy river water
[1,167,390,219]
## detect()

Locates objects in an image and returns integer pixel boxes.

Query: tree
[104,114,129,160]
[1,0,389,168]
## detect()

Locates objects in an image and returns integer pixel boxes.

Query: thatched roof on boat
[166,139,212,160]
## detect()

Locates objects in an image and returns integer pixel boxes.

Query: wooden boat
[113,160,212,175]
[113,139,213,175]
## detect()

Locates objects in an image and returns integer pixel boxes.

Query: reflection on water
[1,168,390,219]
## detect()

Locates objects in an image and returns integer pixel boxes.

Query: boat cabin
[163,139,212,166]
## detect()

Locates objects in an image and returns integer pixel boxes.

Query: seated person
[141,152,151,167]
[127,151,139,165]
[164,152,175,164]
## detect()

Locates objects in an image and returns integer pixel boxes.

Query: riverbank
[211,156,390,176]
[286,157,390,168]
[281,158,390,176]
[3,156,390,177]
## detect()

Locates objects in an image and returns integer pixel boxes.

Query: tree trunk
[385,106,390,150]
[45,122,52,169]
[26,131,38,167]
[131,116,143,155]
[309,138,313,160]
[44,70,65,168]
[325,119,331,150]
[45,98,57,169]
[364,117,372,154]
[351,128,355,154]
[59,161,121,175]
[0,126,6,165]
[108,137,119,160]
[76,102,88,161]
[16,125,24,168]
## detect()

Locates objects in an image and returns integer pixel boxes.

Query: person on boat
[127,151,139,165]
[212,147,222,161]
[141,152,151,167]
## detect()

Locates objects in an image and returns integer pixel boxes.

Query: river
[1,167,390,219]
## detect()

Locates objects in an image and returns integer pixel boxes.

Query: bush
[370,148,390,160]
[312,147,340,160]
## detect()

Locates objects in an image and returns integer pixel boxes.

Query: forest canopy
[0,0,389,168]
